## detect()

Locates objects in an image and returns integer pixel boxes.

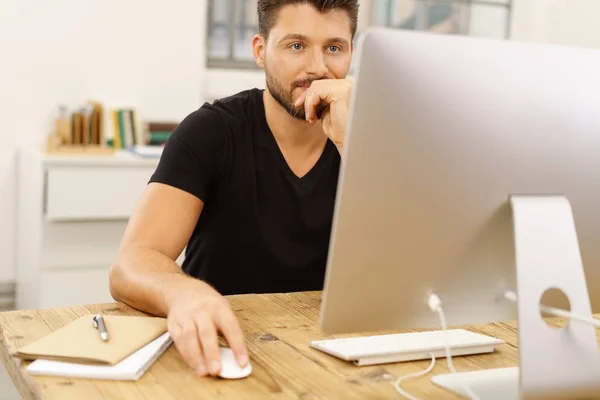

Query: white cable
[395,290,600,399]
[428,294,481,400]
[394,294,480,400]
[504,291,600,328]
[394,353,436,400]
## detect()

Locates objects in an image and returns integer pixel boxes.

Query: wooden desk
[0,291,557,399]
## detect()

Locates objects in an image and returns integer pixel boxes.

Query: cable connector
[428,293,442,312]
[504,291,517,302]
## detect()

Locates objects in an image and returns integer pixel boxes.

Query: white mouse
[217,347,252,379]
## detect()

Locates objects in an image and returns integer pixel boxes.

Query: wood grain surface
[0,291,583,399]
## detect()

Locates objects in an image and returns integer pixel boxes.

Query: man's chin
[284,101,328,121]
[288,108,306,121]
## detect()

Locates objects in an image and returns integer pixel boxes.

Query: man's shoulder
[194,88,264,123]
[211,88,264,109]
[169,88,264,151]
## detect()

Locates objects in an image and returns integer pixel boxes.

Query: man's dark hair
[257,0,359,40]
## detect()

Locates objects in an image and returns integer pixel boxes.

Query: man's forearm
[109,246,199,317]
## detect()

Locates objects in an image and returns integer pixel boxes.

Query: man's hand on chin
[294,78,353,155]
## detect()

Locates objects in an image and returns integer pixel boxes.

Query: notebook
[13,314,168,365]
[27,332,173,381]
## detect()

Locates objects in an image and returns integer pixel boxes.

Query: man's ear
[252,34,266,70]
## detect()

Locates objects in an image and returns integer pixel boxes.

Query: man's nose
[306,48,329,77]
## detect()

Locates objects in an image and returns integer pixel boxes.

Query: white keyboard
[310,329,505,366]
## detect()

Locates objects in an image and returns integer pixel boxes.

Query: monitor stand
[432,195,600,400]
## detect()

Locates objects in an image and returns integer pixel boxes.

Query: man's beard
[265,66,329,121]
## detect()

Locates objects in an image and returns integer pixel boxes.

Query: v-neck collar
[256,89,334,184]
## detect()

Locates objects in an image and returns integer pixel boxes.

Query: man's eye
[329,45,340,52]
[291,43,303,51]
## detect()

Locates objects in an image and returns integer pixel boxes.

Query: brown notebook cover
[13,315,167,365]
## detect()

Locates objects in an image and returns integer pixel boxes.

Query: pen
[92,313,109,341]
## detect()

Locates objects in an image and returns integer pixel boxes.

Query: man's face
[256,4,354,120]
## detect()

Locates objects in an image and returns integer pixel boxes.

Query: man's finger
[215,308,248,367]
[294,90,308,108]
[195,312,221,376]
[173,321,206,376]
[304,88,326,123]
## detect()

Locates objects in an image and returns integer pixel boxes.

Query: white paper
[27,332,172,381]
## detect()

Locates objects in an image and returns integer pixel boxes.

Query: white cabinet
[15,148,174,310]
[45,167,153,221]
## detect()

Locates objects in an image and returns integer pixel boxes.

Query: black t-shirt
[149,88,341,295]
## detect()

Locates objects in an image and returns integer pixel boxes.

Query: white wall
[204,69,265,102]
[511,0,600,48]
[2,0,600,284]
[0,0,207,282]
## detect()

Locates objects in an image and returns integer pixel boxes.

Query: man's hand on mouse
[165,279,248,377]
[294,78,353,155]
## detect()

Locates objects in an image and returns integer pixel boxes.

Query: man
[109,0,359,378]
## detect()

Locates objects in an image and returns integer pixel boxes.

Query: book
[145,121,179,146]
[26,333,173,381]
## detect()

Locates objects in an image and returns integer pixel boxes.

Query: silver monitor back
[320,28,600,334]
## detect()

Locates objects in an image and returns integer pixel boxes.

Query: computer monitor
[318,26,600,399]
[319,27,600,334]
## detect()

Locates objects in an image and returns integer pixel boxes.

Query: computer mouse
[217,347,252,379]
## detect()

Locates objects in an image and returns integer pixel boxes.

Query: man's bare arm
[109,182,203,316]
[108,182,248,376]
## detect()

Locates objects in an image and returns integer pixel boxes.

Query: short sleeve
[148,106,227,202]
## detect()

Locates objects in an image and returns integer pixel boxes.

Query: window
[207,0,259,68]
[369,0,511,38]
[206,0,512,69]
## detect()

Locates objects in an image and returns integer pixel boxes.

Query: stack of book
[145,122,179,146]
[46,102,179,156]
[109,109,143,149]
[46,101,114,154]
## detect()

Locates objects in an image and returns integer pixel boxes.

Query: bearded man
[109,0,359,378]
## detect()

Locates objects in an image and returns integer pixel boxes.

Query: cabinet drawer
[41,220,128,269]
[40,267,114,308]
[45,167,154,221]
